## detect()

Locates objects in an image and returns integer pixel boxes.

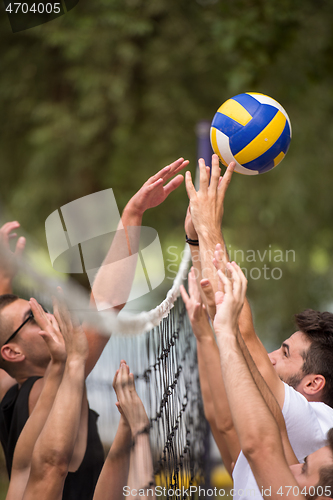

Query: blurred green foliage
[1,0,333,345]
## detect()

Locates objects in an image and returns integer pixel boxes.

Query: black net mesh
[87,297,207,499]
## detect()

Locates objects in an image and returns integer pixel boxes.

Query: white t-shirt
[232,383,333,500]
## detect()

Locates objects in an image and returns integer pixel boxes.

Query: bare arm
[91,158,188,311]
[183,205,240,473]
[119,363,154,500]
[93,416,132,500]
[236,332,297,466]
[214,263,302,500]
[83,158,189,377]
[22,297,88,500]
[94,361,154,500]
[186,155,285,407]
[7,299,66,500]
[196,343,234,475]
[180,269,240,474]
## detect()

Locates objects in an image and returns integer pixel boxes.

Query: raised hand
[194,243,228,320]
[214,262,247,334]
[185,155,235,236]
[127,158,189,217]
[113,361,149,436]
[52,289,88,362]
[180,268,211,339]
[184,206,197,240]
[0,221,26,292]
[29,298,66,365]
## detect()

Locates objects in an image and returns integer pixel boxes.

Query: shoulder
[282,383,332,461]
[28,378,44,415]
[309,401,333,436]
[282,382,310,415]
[0,370,17,403]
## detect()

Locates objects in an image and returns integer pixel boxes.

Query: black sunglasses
[2,305,49,347]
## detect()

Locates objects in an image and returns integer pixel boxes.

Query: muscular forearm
[196,338,238,475]
[197,333,232,431]
[85,203,145,374]
[127,433,155,500]
[7,361,65,500]
[217,331,278,450]
[12,360,65,472]
[33,358,85,469]
[196,230,284,407]
[91,201,143,313]
[236,332,297,465]
[215,329,301,496]
[93,419,132,500]
[206,341,300,491]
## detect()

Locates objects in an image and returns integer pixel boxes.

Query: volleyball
[210,92,292,175]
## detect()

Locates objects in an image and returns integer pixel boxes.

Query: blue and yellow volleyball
[210,93,292,175]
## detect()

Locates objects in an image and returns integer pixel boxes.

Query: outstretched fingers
[0,222,26,255]
[163,174,184,198]
[147,158,188,186]
[209,154,221,191]
[218,161,236,200]
[169,158,189,177]
[198,158,209,190]
[52,288,88,360]
[229,261,248,304]
[15,236,26,257]
[30,298,66,362]
[0,221,20,245]
[200,279,216,319]
[219,262,247,306]
[217,268,233,297]
[29,298,52,332]
[185,170,196,200]
[188,267,201,303]
[114,361,130,399]
[179,284,190,307]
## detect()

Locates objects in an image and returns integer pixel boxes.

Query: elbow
[215,415,235,436]
[202,400,216,426]
[242,434,277,465]
[31,445,70,480]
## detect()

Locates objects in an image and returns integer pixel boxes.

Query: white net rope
[3,239,192,337]
[1,204,207,496]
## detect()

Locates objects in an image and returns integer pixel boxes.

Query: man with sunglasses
[0,157,188,500]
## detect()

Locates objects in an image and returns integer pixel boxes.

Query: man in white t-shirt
[184,155,333,496]
[231,306,333,500]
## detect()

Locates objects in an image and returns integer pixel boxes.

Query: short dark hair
[0,294,19,371]
[311,428,333,497]
[295,309,333,408]
[0,294,19,313]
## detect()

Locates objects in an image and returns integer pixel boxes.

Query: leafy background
[1,0,333,493]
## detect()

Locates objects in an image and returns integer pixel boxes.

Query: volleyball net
[0,220,207,497]
[85,243,207,495]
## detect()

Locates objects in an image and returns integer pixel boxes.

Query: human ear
[1,345,25,363]
[302,374,325,396]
